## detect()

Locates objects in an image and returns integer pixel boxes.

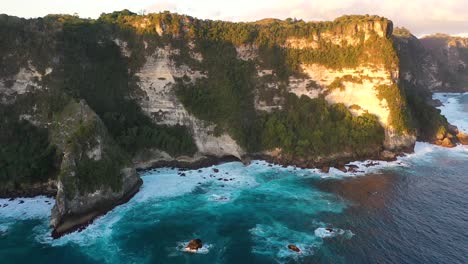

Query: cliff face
[420,35,468,92]
[393,29,468,92]
[1,12,448,235]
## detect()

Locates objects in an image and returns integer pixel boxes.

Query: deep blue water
[0,93,467,264]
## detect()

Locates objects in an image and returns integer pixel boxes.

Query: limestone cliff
[0,11,452,236]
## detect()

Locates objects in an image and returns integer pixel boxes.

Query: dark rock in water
[221,185,225,187]
[19,200,24,204]
[213,168,219,173]
[326,227,334,232]
[288,244,301,252]
[225,172,228,174]
[365,161,379,167]
[2,204,7,207]
[223,179,229,181]
[268,164,273,167]
[8,198,15,202]
[198,170,202,173]
[185,239,203,252]
[218,178,223,181]
[336,165,347,173]
[179,173,186,177]
[321,166,330,173]
[347,164,359,172]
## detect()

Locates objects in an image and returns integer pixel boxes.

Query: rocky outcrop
[394,29,468,92]
[47,100,142,237]
[135,46,244,159]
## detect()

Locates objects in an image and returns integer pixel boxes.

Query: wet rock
[198,170,202,173]
[381,150,397,161]
[320,166,330,173]
[19,200,24,204]
[448,124,459,135]
[326,227,334,232]
[288,244,301,252]
[213,168,219,173]
[457,132,468,145]
[336,165,347,173]
[8,198,15,202]
[347,164,359,173]
[436,131,446,140]
[2,204,7,207]
[223,179,229,181]
[436,137,456,148]
[185,239,203,252]
[365,161,379,167]
[179,173,186,177]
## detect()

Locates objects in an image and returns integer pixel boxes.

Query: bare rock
[288,244,301,252]
[457,132,468,145]
[185,239,203,252]
[320,166,330,173]
[448,124,459,135]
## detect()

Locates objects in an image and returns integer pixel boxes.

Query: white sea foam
[433,92,468,133]
[0,196,54,220]
[314,227,354,239]
[249,223,318,262]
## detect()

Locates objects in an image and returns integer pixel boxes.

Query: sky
[1,0,467,37]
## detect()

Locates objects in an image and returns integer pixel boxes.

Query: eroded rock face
[285,19,392,49]
[135,46,244,159]
[48,100,142,236]
[0,65,52,104]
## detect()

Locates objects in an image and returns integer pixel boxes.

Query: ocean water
[0,93,467,264]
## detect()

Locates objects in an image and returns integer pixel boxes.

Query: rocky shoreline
[3,137,467,239]
[51,177,143,239]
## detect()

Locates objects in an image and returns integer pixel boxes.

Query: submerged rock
[185,239,203,252]
[288,244,301,252]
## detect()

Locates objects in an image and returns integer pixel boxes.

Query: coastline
[3,92,466,239]
[51,177,143,239]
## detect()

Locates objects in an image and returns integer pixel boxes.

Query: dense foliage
[1,11,447,194]
[402,81,449,140]
[260,95,384,157]
[60,19,196,157]
[0,111,57,189]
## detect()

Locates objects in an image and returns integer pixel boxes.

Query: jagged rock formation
[394,28,468,92]
[0,11,456,236]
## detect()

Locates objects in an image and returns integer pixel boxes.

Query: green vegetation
[402,81,449,140]
[0,111,57,189]
[2,11,440,196]
[0,14,57,79]
[375,84,413,133]
[175,40,260,150]
[60,19,196,157]
[260,95,384,158]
